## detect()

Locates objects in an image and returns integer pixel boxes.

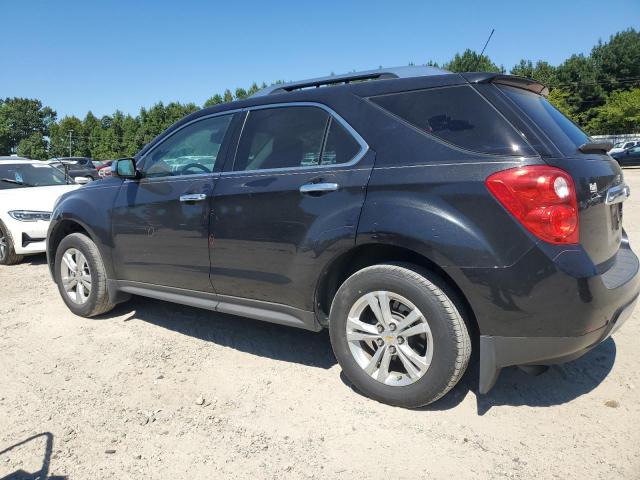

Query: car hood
[0,184,80,213]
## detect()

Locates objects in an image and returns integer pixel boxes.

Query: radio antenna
[476,28,495,70]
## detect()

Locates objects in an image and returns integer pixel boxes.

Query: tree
[443,49,503,73]
[592,28,640,93]
[48,116,84,158]
[554,54,605,124]
[587,88,640,135]
[234,88,248,100]
[82,111,102,158]
[16,133,48,159]
[510,60,557,87]
[0,98,56,155]
[204,94,224,107]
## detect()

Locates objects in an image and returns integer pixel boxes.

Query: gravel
[2,169,640,479]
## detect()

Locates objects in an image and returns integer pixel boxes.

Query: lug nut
[376,324,384,333]
[389,323,396,331]
[397,337,404,344]
[376,338,384,347]
[389,346,396,354]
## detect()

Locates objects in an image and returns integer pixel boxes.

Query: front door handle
[299,182,339,195]
[179,193,207,203]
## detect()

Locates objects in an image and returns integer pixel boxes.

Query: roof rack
[251,66,450,97]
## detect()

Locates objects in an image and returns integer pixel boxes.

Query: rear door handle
[299,182,339,195]
[179,193,207,203]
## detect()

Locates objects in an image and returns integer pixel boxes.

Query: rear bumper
[445,233,640,393]
[478,293,638,393]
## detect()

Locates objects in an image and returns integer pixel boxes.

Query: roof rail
[251,66,450,97]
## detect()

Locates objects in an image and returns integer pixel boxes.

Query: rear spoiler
[461,73,549,97]
[578,142,613,154]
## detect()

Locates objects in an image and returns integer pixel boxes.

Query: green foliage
[0,98,56,155]
[592,28,640,93]
[48,116,84,158]
[17,133,48,159]
[587,88,640,134]
[510,60,556,87]
[443,49,503,73]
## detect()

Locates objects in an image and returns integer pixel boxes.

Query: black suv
[46,67,639,407]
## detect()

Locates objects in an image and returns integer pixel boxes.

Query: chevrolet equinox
[47,67,639,407]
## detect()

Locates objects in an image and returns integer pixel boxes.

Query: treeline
[1,28,638,160]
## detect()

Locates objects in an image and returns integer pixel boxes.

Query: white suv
[609,140,639,155]
[0,160,80,265]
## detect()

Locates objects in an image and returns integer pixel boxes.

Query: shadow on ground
[20,254,48,266]
[422,337,617,415]
[107,296,617,415]
[0,432,66,480]
[110,296,337,370]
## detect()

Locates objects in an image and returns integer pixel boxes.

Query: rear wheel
[329,264,471,408]
[0,223,24,265]
[54,233,115,317]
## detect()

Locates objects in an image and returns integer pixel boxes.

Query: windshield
[498,85,591,156]
[0,163,69,189]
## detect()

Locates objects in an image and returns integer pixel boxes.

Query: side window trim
[226,102,368,175]
[137,109,240,178]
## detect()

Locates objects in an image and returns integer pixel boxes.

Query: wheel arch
[47,218,102,279]
[314,242,479,338]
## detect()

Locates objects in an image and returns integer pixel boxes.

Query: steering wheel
[180,163,210,175]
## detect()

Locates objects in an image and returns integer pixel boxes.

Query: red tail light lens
[486,166,579,244]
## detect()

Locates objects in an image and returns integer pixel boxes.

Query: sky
[1,0,638,119]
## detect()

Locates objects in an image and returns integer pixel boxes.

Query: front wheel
[0,222,24,265]
[329,264,471,408]
[54,232,116,317]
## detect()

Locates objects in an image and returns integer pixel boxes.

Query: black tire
[329,264,471,408]
[0,222,24,265]
[54,232,116,317]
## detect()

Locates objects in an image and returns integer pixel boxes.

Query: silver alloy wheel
[346,291,434,387]
[0,230,6,260]
[60,248,92,304]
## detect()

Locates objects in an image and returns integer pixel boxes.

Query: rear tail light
[486,165,579,244]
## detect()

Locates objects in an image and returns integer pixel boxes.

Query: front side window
[370,85,534,156]
[0,163,68,189]
[143,114,233,178]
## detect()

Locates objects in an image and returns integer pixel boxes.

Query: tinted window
[498,85,590,155]
[234,107,329,171]
[371,85,533,156]
[0,163,67,189]
[321,119,361,165]
[143,115,232,178]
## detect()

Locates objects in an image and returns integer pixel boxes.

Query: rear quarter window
[497,84,590,156]
[370,85,534,156]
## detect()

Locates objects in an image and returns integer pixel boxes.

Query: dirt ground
[2,171,640,480]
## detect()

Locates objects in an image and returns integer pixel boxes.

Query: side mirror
[74,176,90,185]
[112,158,139,179]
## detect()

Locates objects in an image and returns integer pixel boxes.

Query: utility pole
[68,130,74,157]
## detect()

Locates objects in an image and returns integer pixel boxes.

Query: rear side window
[234,106,362,171]
[235,107,328,171]
[321,119,361,165]
[370,85,534,156]
[497,85,590,155]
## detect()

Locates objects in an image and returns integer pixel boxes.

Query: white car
[609,140,639,155]
[0,160,81,265]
